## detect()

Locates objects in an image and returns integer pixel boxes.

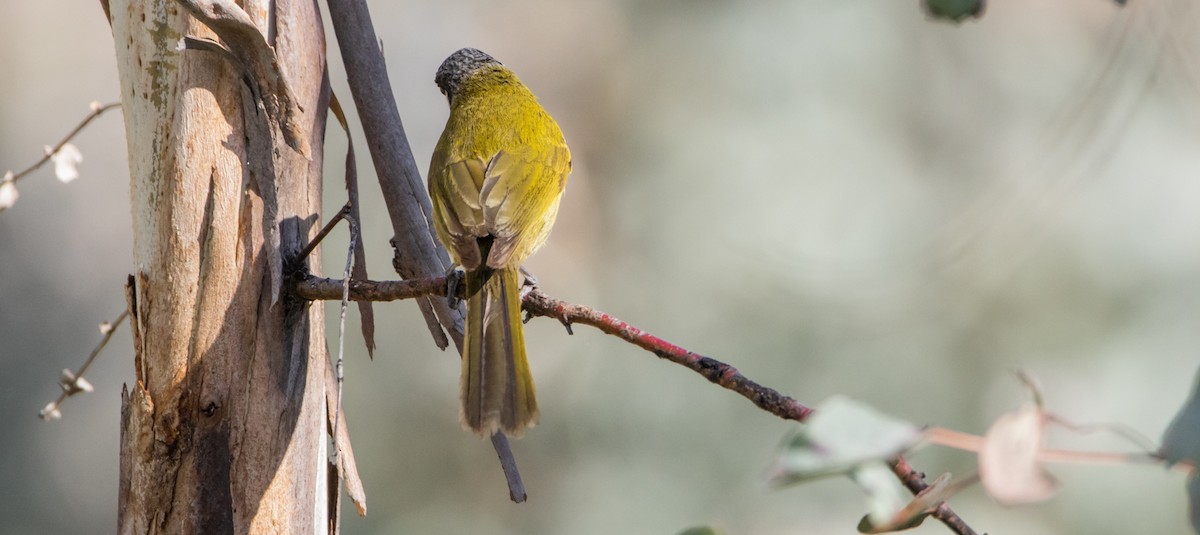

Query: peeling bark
[109,0,331,532]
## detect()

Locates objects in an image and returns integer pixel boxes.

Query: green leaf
[1162,367,1200,467]
[851,462,911,529]
[677,527,723,535]
[767,396,923,486]
[922,0,986,23]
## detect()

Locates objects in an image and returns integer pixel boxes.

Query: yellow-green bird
[429,48,571,437]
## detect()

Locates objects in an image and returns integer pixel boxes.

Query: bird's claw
[445,266,466,309]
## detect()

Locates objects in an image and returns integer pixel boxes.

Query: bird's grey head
[434,48,502,103]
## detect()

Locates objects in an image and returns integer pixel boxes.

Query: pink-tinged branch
[292,274,978,535]
[518,289,973,535]
[520,289,813,423]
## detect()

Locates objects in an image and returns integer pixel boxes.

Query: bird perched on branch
[428,48,571,437]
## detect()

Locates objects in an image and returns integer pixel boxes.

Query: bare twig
[297,201,369,515]
[292,274,978,534]
[295,202,351,268]
[491,432,527,502]
[333,215,359,468]
[329,92,376,358]
[924,426,1174,469]
[5,101,121,185]
[1045,414,1160,454]
[40,309,129,420]
[521,291,978,532]
[294,274,444,302]
[521,289,812,422]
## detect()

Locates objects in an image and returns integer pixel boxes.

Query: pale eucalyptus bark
[109,0,334,532]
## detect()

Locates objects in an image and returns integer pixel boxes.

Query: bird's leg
[518,266,539,298]
[445,265,466,309]
[518,266,541,325]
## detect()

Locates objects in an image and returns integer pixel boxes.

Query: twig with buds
[40,309,128,420]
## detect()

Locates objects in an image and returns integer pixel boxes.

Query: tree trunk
[109,0,331,532]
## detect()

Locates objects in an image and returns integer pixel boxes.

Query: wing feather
[482,144,571,268]
[430,155,493,269]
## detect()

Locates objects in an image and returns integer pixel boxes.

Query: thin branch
[295,202,351,268]
[521,289,813,422]
[1045,414,1160,454]
[329,92,376,359]
[39,309,129,420]
[299,202,370,516]
[332,214,358,471]
[292,274,978,534]
[295,274,444,302]
[521,288,973,534]
[5,101,121,185]
[491,432,527,502]
[924,426,1179,470]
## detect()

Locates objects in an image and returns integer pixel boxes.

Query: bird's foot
[445,266,466,309]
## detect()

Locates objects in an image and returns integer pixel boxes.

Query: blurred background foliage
[1,0,1197,533]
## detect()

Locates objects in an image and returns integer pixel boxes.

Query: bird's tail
[460,266,539,437]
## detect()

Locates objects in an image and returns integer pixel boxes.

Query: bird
[428,48,571,437]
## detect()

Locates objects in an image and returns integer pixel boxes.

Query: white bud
[40,403,62,421]
[0,179,17,212]
[74,376,94,393]
[51,143,83,183]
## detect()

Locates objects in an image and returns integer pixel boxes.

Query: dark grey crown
[434,48,502,101]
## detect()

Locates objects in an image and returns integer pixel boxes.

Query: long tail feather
[460,267,539,436]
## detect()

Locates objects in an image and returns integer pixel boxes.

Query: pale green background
[0,1,1195,534]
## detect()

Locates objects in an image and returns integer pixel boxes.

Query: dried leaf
[767,396,923,486]
[331,93,375,358]
[51,143,83,183]
[857,472,953,533]
[979,403,1059,505]
[0,178,18,212]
